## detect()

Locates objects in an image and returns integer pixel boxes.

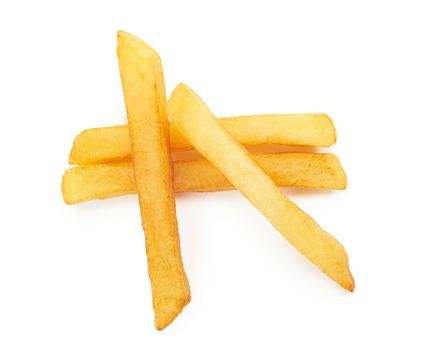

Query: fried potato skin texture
[62,153,347,204]
[167,84,354,292]
[117,31,190,330]
[69,114,336,165]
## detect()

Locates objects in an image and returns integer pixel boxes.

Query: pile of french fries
[62,31,354,330]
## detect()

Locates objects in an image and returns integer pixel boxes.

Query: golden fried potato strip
[69,114,336,165]
[168,83,354,292]
[62,153,346,204]
[117,31,190,330]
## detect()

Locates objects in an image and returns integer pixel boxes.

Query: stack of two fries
[62,31,354,330]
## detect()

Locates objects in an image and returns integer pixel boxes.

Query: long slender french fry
[62,153,346,205]
[69,114,336,165]
[168,83,354,292]
[117,31,190,330]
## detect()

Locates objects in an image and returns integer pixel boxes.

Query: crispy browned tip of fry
[61,153,347,205]
[117,30,190,330]
[68,113,336,165]
[168,83,354,292]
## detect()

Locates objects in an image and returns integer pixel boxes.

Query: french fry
[117,31,190,330]
[168,84,354,292]
[62,153,347,204]
[69,114,336,165]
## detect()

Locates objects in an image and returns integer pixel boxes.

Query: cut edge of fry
[167,83,354,292]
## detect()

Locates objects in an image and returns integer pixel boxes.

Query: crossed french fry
[64,114,346,204]
[63,153,347,204]
[69,113,336,164]
[62,31,354,330]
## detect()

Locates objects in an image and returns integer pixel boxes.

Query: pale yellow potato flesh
[62,153,346,204]
[117,31,190,330]
[69,114,336,165]
[168,84,354,292]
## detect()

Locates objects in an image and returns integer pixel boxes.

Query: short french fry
[69,114,336,165]
[117,31,190,330]
[168,84,354,292]
[62,153,346,204]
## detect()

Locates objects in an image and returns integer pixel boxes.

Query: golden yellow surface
[117,31,190,330]
[168,84,354,292]
[69,114,336,165]
[62,153,346,204]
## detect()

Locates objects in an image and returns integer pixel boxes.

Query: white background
[1,1,430,349]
